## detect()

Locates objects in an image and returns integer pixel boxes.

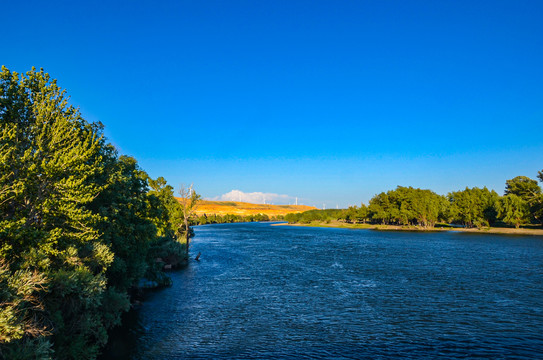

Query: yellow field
[179,199,316,217]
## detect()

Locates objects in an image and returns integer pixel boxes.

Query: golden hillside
[177,199,316,217]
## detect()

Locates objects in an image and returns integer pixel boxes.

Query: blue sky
[3,0,542,207]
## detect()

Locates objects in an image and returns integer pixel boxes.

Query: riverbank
[276,221,543,236]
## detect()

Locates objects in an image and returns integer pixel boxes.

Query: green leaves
[505,176,541,199]
[504,175,542,224]
[447,187,499,228]
[497,194,530,228]
[0,260,49,344]
[1,66,185,359]
[0,66,115,358]
[367,186,445,227]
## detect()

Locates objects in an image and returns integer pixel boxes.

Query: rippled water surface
[103,223,543,359]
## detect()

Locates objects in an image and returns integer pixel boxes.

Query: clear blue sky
[3,0,542,207]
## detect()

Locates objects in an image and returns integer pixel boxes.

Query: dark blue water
[104,223,543,359]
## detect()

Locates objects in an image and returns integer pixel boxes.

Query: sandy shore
[275,221,543,236]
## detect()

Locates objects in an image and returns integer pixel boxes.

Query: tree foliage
[287,174,543,230]
[337,205,368,224]
[285,209,343,224]
[0,66,186,359]
[504,175,542,224]
[497,194,530,228]
[197,212,273,224]
[368,186,445,227]
[505,176,541,199]
[447,187,499,228]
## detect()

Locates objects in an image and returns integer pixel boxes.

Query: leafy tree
[367,187,444,227]
[505,176,541,199]
[0,66,116,358]
[340,206,357,223]
[497,194,530,228]
[410,189,443,227]
[368,192,393,224]
[0,66,186,359]
[448,187,499,228]
[437,195,451,224]
[355,204,368,223]
[535,170,543,223]
[94,155,156,292]
[285,212,300,223]
[504,175,542,223]
[147,176,181,238]
[0,260,50,357]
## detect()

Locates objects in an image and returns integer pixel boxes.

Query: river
[101,222,543,359]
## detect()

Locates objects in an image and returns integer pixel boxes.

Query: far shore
[274,221,543,236]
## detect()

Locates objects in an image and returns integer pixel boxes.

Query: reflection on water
[101,223,543,359]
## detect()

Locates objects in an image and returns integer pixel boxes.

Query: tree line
[0,67,194,359]
[286,174,543,229]
[196,213,286,225]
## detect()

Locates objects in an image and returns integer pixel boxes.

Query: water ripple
[102,223,543,359]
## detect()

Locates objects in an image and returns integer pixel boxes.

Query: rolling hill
[178,199,316,217]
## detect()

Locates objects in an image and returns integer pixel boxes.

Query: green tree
[497,194,530,228]
[147,176,181,238]
[448,187,499,228]
[0,260,51,359]
[505,175,542,224]
[505,176,541,199]
[535,170,543,223]
[94,155,156,292]
[368,192,393,224]
[0,66,116,358]
[356,204,368,223]
[369,186,444,227]
[343,206,359,223]
[285,212,300,223]
[0,66,185,359]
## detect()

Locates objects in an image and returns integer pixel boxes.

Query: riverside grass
[277,220,543,236]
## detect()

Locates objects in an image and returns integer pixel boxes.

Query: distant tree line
[285,209,344,224]
[195,213,284,225]
[286,174,543,229]
[0,67,192,359]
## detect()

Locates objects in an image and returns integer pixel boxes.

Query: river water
[102,222,543,359]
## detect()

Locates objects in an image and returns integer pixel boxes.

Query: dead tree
[177,184,201,258]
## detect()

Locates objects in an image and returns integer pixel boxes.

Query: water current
[101,222,543,359]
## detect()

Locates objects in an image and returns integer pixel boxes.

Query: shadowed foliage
[0,66,186,359]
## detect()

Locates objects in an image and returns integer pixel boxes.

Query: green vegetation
[1,66,541,359]
[285,209,343,224]
[216,201,239,207]
[497,194,530,229]
[0,67,193,359]
[196,213,279,225]
[448,187,499,228]
[286,177,543,230]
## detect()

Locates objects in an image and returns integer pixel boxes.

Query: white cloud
[211,189,293,204]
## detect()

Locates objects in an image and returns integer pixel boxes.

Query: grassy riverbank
[276,221,543,236]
